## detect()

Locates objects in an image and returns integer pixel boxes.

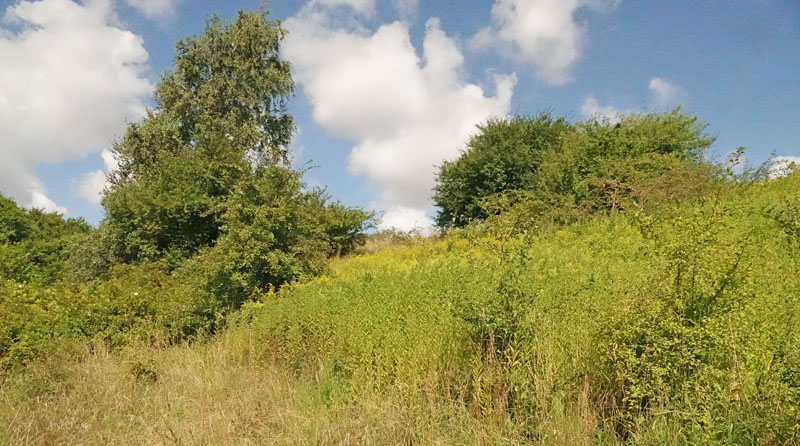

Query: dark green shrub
[0,194,90,284]
[434,114,573,228]
[435,109,720,233]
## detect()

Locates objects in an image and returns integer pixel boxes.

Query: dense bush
[0,194,90,284]
[181,166,372,308]
[0,262,219,370]
[434,114,573,227]
[434,109,720,231]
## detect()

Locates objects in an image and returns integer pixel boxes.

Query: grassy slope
[2,176,800,445]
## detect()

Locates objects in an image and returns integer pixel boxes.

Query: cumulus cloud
[770,155,800,178]
[378,206,435,233]
[125,0,180,20]
[581,96,627,123]
[0,0,151,213]
[283,6,515,231]
[74,149,117,205]
[648,77,685,108]
[471,0,619,84]
[30,190,67,214]
[101,147,119,172]
[74,169,107,205]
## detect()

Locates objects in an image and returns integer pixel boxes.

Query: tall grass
[0,339,522,445]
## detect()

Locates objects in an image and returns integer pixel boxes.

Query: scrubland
[3,174,799,445]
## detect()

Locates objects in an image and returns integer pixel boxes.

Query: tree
[104,9,296,264]
[98,9,372,296]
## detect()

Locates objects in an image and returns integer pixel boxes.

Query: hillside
[2,174,799,445]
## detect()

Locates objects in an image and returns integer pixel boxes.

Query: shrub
[435,109,720,232]
[0,194,90,284]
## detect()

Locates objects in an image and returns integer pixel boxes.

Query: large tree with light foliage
[99,9,370,300]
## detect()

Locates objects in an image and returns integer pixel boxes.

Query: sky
[1,0,799,230]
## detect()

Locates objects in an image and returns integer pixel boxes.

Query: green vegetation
[4,175,800,444]
[104,10,296,267]
[0,9,370,373]
[434,111,718,230]
[2,7,799,446]
[0,194,89,284]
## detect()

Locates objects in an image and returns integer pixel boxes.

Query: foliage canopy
[0,194,89,284]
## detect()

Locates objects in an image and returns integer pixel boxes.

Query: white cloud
[648,77,685,108]
[100,148,119,172]
[0,0,151,212]
[73,148,117,205]
[581,96,626,123]
[75,169,107,205]
[283,6,515,231]
[471,0,619,84]
[378,206,435,233]
[30,190,67,214]
[770,155,800,179]
[124,0,180,20]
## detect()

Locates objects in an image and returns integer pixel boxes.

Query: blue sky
[1,0,799,230]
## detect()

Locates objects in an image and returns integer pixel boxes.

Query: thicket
[8,174,796,443]
[0,194,90,284]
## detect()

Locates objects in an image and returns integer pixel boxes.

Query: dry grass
[0,337,521,446]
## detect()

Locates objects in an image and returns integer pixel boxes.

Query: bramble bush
[0,262,220,371]
[0,194,90,284]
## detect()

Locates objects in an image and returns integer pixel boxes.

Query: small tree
[96,9,371,296]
